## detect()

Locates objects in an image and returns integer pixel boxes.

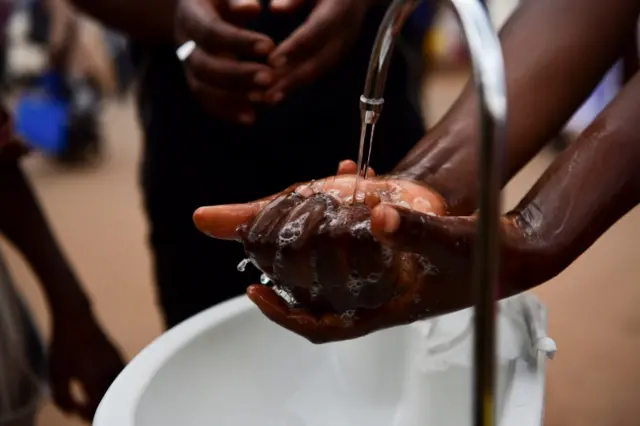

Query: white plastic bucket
[94,294,555,426]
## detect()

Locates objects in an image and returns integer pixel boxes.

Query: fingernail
[271,0,293,9]
[393,200,412,210]
[248,91,263,102]
[238,112,255,124]
[376,205,401,235]
[254,71,272,85]
[254,40,274,55]
[295,185,314,198]
[271,56,287,68]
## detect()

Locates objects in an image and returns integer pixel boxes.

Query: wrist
[502,210,562,295]
[392,118,478,215]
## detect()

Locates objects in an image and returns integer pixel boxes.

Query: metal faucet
[359,2,508,426]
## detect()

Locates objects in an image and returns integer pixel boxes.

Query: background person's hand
[175,0,276,123]
[49,311,126,421]
[263,0,373,102]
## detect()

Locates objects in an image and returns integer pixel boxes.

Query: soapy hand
[194,160,497,343]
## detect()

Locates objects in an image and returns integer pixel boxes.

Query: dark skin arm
[0,163,91,314]
[373,68,640,323]
[395,0,640,215]
[0,162,126,419]
[506,70,640,290]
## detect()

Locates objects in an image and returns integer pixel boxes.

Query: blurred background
[1,0,639,425]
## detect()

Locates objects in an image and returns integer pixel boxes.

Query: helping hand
[49,312,126,421]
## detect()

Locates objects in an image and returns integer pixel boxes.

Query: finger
[177,0,274,58]
[370,204,477,256]
[78,372,118,421]
[185,70,256,123]
[338,203,394,310]
[247,285,321,337]
[194,184,302,240]
[248,285,362,343]
[312,206,361,313]
[50,374,80,414]
[275,193,337,292]
[194,200,272,240]
[270,0,306,13]
[228,0,261,14]
[76,400,96,422]
[268,0,337,68]
[245,192,305,273]
[266,47,336,98]
[336,159,375,177]
[188,48,274,92]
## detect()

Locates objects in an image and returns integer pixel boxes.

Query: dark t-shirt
[134,4,428,227]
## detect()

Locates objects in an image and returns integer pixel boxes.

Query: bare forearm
[0,164,91,314]
[509,71,640,292]
[395,0,640,214]
[68,0,176,43]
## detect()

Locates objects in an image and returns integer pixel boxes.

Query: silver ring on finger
[176,40,196,62]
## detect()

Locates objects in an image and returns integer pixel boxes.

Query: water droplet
[237,258,250,272]
[309,285,321,299]
[340,310,356,327]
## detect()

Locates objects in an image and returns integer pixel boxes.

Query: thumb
[193,185,300,240]
[193,200,270,240]
[336,159,375,177]
[370,203,477,257]
[50,372,80,415]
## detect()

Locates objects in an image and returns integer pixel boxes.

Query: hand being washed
[194,160,525,343]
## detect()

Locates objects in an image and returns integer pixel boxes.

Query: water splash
[237,258,250,272]
[353,122,376,203]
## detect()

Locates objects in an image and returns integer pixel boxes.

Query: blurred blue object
[15,71,70,155]
[406,2,437,40]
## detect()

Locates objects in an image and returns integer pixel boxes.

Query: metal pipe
[360,2,507,426]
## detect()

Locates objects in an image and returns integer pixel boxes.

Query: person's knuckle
[186,51,207,76]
